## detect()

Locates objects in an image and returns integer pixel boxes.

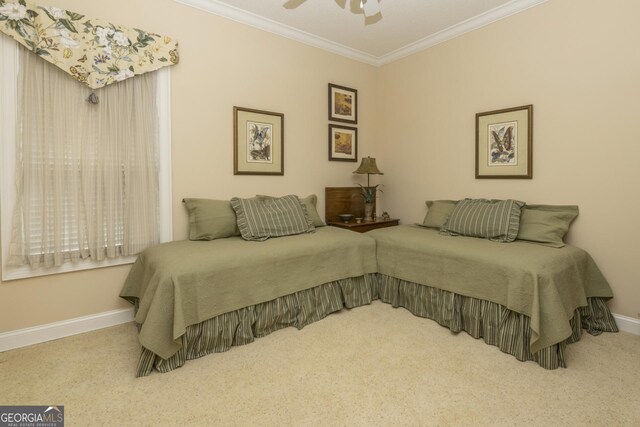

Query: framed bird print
[476,105,533,179]
[234,107,284,175]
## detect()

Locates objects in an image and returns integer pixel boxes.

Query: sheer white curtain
[9,46,160,268]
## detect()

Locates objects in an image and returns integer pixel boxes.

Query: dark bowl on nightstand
[338,214,354,223]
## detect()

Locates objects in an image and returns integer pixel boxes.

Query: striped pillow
[440,198,525,242]
[256,194,325,227]
[230,195,315,241]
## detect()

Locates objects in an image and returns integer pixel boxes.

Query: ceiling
[177,0,547,65]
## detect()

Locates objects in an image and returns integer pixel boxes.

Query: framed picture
[476,104,533,179]
[328,124,357,162]
[234,106,284,175]
[328,83,357,124]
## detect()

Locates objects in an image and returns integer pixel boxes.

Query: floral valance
[0,0,178,89]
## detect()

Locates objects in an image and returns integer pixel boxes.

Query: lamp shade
[353,156,384,175]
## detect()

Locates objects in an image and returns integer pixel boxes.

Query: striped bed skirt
[132,273,618,377]
[134,274,379,377]
[376,274,618,369]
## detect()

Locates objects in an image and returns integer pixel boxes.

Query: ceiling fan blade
[334,0,347,9]
[283,0,307,9]
[348,0,363,14]
[364,13,382,25]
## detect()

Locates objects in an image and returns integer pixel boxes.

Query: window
[0,39,172,280]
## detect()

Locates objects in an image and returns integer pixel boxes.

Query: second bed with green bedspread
[368,225,617,368]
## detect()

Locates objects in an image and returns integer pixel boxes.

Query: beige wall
[376,0,640,317]
[0,0,379,333]
[3,0,638,335]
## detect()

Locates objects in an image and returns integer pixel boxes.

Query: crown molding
[175,0,548,67]
[175,0,379,66]
[377,0,548,65]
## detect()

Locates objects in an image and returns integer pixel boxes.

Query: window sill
[2,255,137,281]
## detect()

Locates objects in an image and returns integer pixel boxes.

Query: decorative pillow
[440,198,525,242]
[257,194,325,227]
[517,205,579,247]
[231,195,315,241]
[183,198,240,241]
[299,194,325,227]
[419,200,457,229]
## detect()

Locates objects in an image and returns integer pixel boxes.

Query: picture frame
[476,104,533,179]
[234,106,284,175]
[328,124,358,162]
[328,83,357,124]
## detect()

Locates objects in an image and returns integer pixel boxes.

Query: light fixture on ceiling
[360,0,381,18]
[284,0,382,23]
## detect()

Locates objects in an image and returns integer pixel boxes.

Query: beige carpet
[1,301,639,426]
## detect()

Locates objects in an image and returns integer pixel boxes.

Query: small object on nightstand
[355,217,363,223]
[338,213,354,223]
[381,211,390,221]
[327,217,400,233]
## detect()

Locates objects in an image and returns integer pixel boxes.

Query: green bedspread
[120,226,377,360]
[367,225,614,353]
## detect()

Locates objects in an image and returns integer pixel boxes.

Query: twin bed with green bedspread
[369,225,617,368]
[121,224,617,377]
[120,226,378,376]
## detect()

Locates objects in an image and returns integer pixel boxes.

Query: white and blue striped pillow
[230,195,315,241]
[440,198,524,242]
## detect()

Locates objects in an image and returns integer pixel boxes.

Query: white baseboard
[613,313,640,335]
[0,308,637,353]
[0,307,134,352]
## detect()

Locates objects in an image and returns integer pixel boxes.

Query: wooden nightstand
[328,218,400,233]
[325,186,399,233]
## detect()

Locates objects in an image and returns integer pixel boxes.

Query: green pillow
[441,198,525,242]
[257,194,325,227]
[525,204,580,214]
[183,198,240,241]
[300,194,325,227]
[419,200,457,229]
[517,205,579,247]
[231,195,315,241]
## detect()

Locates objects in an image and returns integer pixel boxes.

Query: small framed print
[476,105,533,179]
[328,124,357,162]
[328,83,357,124]
[234,106,284,175]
